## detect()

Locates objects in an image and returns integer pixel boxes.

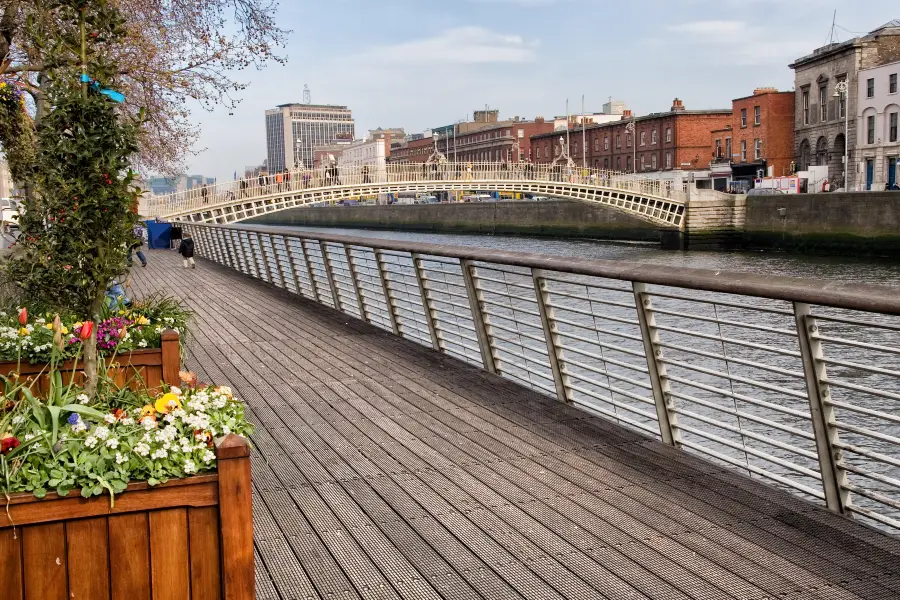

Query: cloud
[357,27,537,65]
[665,20,816,66]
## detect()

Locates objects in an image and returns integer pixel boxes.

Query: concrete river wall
[743,192,900,254]
[249,200,661,242]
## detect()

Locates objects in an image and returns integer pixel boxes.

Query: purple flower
[67,413,79,425]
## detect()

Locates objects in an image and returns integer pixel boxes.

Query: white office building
[857,59,900,189]
[337,136,388,182]
[265,103,355,173]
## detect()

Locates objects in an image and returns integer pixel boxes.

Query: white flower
[115,452,128,465]
[151,448,168,460]
[138,339,147,348]
[106,438,119,449]
[84,436,99,449]
[23,433,35,441]
[121,417,135,426]
[170,386,182,396]
[222,425,231,435]
[212,397,227,409]
[216,386,233,398]
[154,326,163,334]
[171,408,186,419]
[202,449,216,464]
[162,441,171,450]
[11,415,24,425]
[134,443,150,456]
[164,414,175,424]
[104,413,117,424]
[76,393,90,404]
[183,460,197,474]
[94,426,110,440]
[141,417,158,430]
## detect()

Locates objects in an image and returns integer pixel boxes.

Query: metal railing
[183,222,900,534]
[147,161,688,220]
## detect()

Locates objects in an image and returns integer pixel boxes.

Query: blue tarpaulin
[146,221,171,249]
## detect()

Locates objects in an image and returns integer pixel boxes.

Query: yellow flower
[134,316,150,326]
[44,323,53,330]
[140,404,156,418]
[155,393,182,414]
[73,321,83,330]
[18,328,29,336]
[60,326,69,335]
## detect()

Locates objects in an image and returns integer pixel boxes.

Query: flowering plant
[0,294,190,364]
[0,370,253,502]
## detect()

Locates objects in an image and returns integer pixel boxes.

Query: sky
[185,0,898,182]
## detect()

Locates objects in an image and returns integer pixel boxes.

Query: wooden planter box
[0,330,181,393]
[0,434,254,600]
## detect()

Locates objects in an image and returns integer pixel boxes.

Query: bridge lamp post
[834,81,849,190]
[624,120,636,174]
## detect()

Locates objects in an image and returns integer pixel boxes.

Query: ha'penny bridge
[130,223,900,600]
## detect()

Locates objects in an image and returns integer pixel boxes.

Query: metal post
[632,282,680,446]
[254,232,272,283]
[532,269,569,403]
[318,240,343,310]
[412,253,441,352]
[793,302,850,514]
[242,234,255,278]
[460,259,497,374]
[374,249,401,336]
[270,235,289,289]
[298,239,321,302]
[282,237,303,297]
[344,245,369,322]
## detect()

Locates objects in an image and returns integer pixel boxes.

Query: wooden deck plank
[131,250,900,600]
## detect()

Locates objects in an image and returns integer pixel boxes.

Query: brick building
[711,88,795,188]
[531,99,731,177]
[386,136,434,164]
[436,118,554,163]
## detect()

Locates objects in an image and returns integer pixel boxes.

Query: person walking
[178,233,196,269]
[128,223,148,267]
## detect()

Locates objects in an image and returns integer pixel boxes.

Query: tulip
[1,432,20,455]
[17,307,27,326]
[79,321,94,340]
[53,314,63,351]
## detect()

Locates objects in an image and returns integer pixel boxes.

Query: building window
[573,142,578,155]
[868,78,875,98]
[819,86,827,122]
[626,156,631,170]
[754,106,761,126]
[604,136,609,150]
[651,130,658,144]
[740,108,747,127]
[754,139,761,159]
[665,152,672,168]
[604,158,609,168]
[725,138,732,160]
[651,154,657,169]
[640,131,646,146]
[617,156,623,169]
[666,127,672,143]
[838,79,846,118]
[616,135,621,148]
[892,112,898,142]
[802,90,810,125]
[892,74,898,94]
[868,115,876,144]
[640,155,645,170]
[626,134,631,147]
[555,144,560,156]
[593,138,599,151]
[715,139,722,158]
[740,140,747,161]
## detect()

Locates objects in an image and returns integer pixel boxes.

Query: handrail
[224,223,900,316]
[182,221,900,534]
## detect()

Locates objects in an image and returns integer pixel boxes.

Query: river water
[252,224,900,530]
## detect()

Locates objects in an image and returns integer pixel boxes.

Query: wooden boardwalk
[133,249,900,600]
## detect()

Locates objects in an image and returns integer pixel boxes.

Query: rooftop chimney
[621,109,633,120]
[535,116,545,123]
[671,98,685,112]
[753,87,778,95]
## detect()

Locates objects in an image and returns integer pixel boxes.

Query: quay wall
[247,200,661,242]
[744,192,900,254]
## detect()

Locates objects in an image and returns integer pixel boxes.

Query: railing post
[298,240,321,302]
[319,240,343,310]
[242,234,255,278]
[374,249,401,336]
[214,434,255,600]
[253,233,270,283]
[160,330,181,388]
[460,259,497,374]
[632,282,680,446]
[793,302,850,514]
[270,235,288,289]
[343,245,369,322]
[412,253,441,352]
[532,269,569,403]
[282,237,303,297]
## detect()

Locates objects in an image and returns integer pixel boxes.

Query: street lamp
[624,120,636,173]
[834,81,849,190]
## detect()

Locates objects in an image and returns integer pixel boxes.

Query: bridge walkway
[132,249,900,600]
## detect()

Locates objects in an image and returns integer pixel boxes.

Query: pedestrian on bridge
[178,234,196,269]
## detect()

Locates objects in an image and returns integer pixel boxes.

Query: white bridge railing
[184,222,900,535]
[148,162,688,219]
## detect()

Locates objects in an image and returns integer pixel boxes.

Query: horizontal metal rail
[184,221,900,535]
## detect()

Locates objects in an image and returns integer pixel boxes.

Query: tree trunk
[83,291,105,396]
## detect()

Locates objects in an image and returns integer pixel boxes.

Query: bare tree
[1,0,288,175]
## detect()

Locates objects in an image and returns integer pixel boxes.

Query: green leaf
[48,406,61,446]
[61,404,106,422]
